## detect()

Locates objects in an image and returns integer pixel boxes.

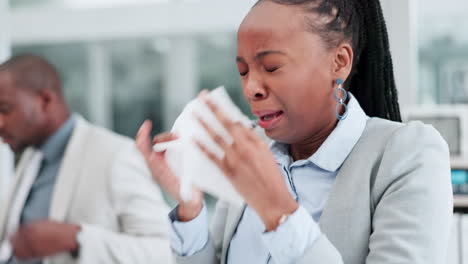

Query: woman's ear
[333,43,354,80]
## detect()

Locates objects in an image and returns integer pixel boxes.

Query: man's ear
[38,89,55,112]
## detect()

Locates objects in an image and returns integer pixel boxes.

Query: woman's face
[237,1,341,144]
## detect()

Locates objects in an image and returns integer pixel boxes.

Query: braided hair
[255,0,401,122]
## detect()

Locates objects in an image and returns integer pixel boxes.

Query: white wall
[163,36,199,129]
[87,43,113,129]
[9,0,256,45]
[0,0,14,203]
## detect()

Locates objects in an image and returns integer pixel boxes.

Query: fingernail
[198,90,209,98]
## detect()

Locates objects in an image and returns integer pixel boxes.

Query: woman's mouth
[256,110,284,130]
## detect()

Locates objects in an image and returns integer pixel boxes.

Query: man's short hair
[0,54,63,95]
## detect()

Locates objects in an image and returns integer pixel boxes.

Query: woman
[136,0,453,263]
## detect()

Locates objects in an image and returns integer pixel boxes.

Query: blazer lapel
[221,204,246,264]
[318,137,371,248]
[49,117,90,222]
[0,148,35,241]
[318,161,349,233]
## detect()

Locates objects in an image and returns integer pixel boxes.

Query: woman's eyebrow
[254,50,285,60]
[236,56,246,63]
[236,50,285,63]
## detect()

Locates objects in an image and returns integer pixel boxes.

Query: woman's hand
[194,98,298,231]
[136,120,203,221]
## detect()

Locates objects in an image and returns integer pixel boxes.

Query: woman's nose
[244,79,267,101]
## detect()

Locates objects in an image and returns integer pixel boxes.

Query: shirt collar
[271,93,369,172]
[40,114,77,163]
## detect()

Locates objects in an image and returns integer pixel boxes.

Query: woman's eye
[237,62,248,77]
[265,66,279,73]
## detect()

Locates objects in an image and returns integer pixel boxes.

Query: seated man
[0,54,172,264]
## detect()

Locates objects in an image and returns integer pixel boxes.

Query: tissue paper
[155,87,251,207]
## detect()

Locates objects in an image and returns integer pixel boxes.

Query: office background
[1,0,468,262]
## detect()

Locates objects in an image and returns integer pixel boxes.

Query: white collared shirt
[170,93,369,263]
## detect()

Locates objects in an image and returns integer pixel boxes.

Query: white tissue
[155,87,251,207]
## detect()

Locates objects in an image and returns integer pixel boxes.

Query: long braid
[256,0,402,122]
[349,0,401,121]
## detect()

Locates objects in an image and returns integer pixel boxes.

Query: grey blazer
[174,118,453,264]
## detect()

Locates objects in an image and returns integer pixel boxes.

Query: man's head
[0,54,69,152]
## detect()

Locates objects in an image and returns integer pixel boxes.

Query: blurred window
[11,0,180,9]
[11,33,247,138]
[418,0,468,104]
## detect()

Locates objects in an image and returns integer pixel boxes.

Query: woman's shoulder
[350,117,450,186]
[363,117,449,153]
[346,117,449,174]
[361,119,452,216]
[345,117,451,210]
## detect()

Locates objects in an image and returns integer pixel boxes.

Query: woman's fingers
[202,98,234,130]
[153,132,178,145]
[197,89,210,99]
[195,114,230,150]
[135,121,203,206]
[194,139,225,170]
[136,120,153,158]
[201,97,256,144]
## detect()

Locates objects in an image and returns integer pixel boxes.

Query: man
[0,54,172,264]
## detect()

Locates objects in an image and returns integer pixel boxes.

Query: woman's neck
[289,119,337,161]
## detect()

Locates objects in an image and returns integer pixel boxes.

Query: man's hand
[10,220,80,260]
